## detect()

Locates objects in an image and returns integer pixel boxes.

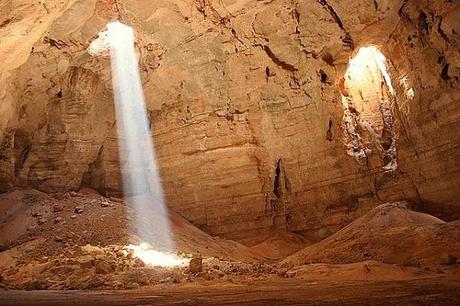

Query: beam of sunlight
[89,21,176,265]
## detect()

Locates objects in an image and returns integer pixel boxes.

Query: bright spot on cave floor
[346,46,395,95]
[128,243,189,267]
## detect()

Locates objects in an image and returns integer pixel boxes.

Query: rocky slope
[0,0,459,242]
[0,189,263,262]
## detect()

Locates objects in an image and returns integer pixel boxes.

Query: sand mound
[283,202,460,267]
[251,230,306,260]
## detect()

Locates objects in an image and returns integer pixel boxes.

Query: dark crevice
[292,8,300,34]
[318,0,344,30]
[342,32,354,49]
[326,119,333,141]
[263,45,298,72]
[273,159,282,198]
[316,1,354,48]
[319,69,328,83]
[437,18,451,43]
[398,0,410,21]
[265,66,271,81]
[81,145,105,194]
[14,144,31,177]
[418,12,430,35]
[0,18,13,28]
[441,63,450,80]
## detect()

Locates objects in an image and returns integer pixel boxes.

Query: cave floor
[1,277,460,306]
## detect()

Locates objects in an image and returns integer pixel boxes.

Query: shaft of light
[107,21,174,253]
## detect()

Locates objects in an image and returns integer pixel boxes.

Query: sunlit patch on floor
[128,243,189,267]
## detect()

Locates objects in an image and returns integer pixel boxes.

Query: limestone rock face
[0,0,459,243]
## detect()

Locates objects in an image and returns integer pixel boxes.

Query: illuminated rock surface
[0,0,459,244]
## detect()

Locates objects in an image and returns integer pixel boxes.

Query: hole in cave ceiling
[339,46,398,172]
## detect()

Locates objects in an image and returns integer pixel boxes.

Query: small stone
[37,218,47,225]
[126,251,134,260]
[70,214,77,219]
[109,197,124,203]
[188,257,203,274]
[74,207,84,214]
[160,277,172,284]
[133,258,145,267]
[54,235,64,242]
[52,204,63,213]
[52,193,66,200]
[441,254,458,265]
[101,202,109,207]
[31,211,42,217]
[54,217,63,223]
[126,282,139,289]
[69,191,78,197]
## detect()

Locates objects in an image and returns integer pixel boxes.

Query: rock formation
[0,0,459,243]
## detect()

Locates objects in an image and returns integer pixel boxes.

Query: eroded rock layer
[0,0,459,242]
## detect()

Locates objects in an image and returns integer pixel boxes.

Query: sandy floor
[1,277,460,305]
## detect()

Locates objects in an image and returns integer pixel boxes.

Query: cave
[0,1,459,305]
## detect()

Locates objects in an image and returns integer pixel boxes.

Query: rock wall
[0,0,459,243]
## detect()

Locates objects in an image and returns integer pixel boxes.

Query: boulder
[81,244,105,256]
[188,257,203,274]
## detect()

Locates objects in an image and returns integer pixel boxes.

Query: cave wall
[0,0,459,243]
